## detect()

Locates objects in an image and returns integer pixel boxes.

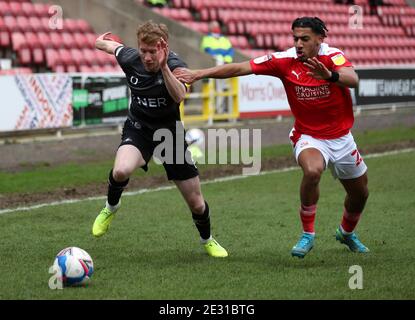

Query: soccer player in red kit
[175,17,370,258]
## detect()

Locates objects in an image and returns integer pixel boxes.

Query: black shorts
[119,119,199,181]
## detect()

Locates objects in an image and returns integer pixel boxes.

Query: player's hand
[96,32,112,41]
[157,37,169,69]
[304,57,332,80]
[174,68,199,84]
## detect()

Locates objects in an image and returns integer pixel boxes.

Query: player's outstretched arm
[175,61,253,84]
[95,32,123,55]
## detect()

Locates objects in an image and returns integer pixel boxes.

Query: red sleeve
[328,52,353,71]
[249,54,289,78]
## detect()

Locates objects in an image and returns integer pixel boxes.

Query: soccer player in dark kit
[92,21,228,258]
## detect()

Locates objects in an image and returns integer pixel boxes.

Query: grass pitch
[0,148,414,299]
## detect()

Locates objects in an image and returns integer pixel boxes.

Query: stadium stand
[1,0,415,73]
[0,0,122,73]
[150,0,415,66]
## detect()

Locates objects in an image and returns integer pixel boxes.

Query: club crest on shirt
[253,54,273,64]
[331,53,346,66]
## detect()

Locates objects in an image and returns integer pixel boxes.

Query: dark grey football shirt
[115,46,187,130]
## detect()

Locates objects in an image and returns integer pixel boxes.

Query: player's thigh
[291,132,328,173]
[113,144,146,176]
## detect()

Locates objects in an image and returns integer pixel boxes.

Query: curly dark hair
[291,17,328,38]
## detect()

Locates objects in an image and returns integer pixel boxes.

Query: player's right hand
[96,32,112,41]
[96,32,123,44]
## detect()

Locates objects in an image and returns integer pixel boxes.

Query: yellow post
[180,77,239,124]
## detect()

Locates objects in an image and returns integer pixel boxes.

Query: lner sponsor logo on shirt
[134,96,168,108]
[295,85,331,100]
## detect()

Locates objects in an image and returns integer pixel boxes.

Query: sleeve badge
[331,53,346,66]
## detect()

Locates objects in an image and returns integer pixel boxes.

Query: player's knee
[112,167,131,182]
[303,167,323,185]
[188,196,205,214]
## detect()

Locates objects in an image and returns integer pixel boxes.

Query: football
[185,128,205,148]
[103,32,123,44]
[53,247,94,287]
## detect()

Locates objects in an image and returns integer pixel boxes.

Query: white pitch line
[1,147,414,216]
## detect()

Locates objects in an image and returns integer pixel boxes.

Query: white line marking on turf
[0,148,414,215]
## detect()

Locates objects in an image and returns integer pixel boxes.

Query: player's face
[138,41,160,72]
[292,28,323,62]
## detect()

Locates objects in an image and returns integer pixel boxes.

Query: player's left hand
[157,37,169,69]
[304,57,332,80]
[174,68,199,84]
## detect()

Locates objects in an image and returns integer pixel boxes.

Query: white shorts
[289,129,368,180]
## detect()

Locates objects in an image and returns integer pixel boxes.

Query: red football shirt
[249,43,354,139]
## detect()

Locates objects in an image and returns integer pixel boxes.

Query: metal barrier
[180,78,239,125]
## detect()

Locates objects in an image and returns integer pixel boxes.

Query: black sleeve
[167,51,187,72]
[115,46,139,68]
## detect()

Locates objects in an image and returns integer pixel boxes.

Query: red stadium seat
[24,33,45,66]
[64,19,79,33]
[61,32,75,49]
[33,3,50,17]
[82,48,99,66]
[18,47,31,65]
[0,2,12,16]
[73,32,89,49]
[0,17,11,47]
[49,32,63,49]
[24,32,41,49]
[45,48,62,69]
[11,32,25,51]
[79,65,94,73]
[9,2,24,16]
[95,49,109,66]
[37,32,52,50]
[28,16,44,32]
[58,48,74,66]
[4,16,17,33]
[53,64,66,73]
[85,33,97,48]
[91,65,104,72]
[66,65,78,73]
[21,2,36,17]
[0,31,10,48]
[16,16,31,33]
[31,48,44,64]
[40,17,52,32]
[70,48,87,67]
